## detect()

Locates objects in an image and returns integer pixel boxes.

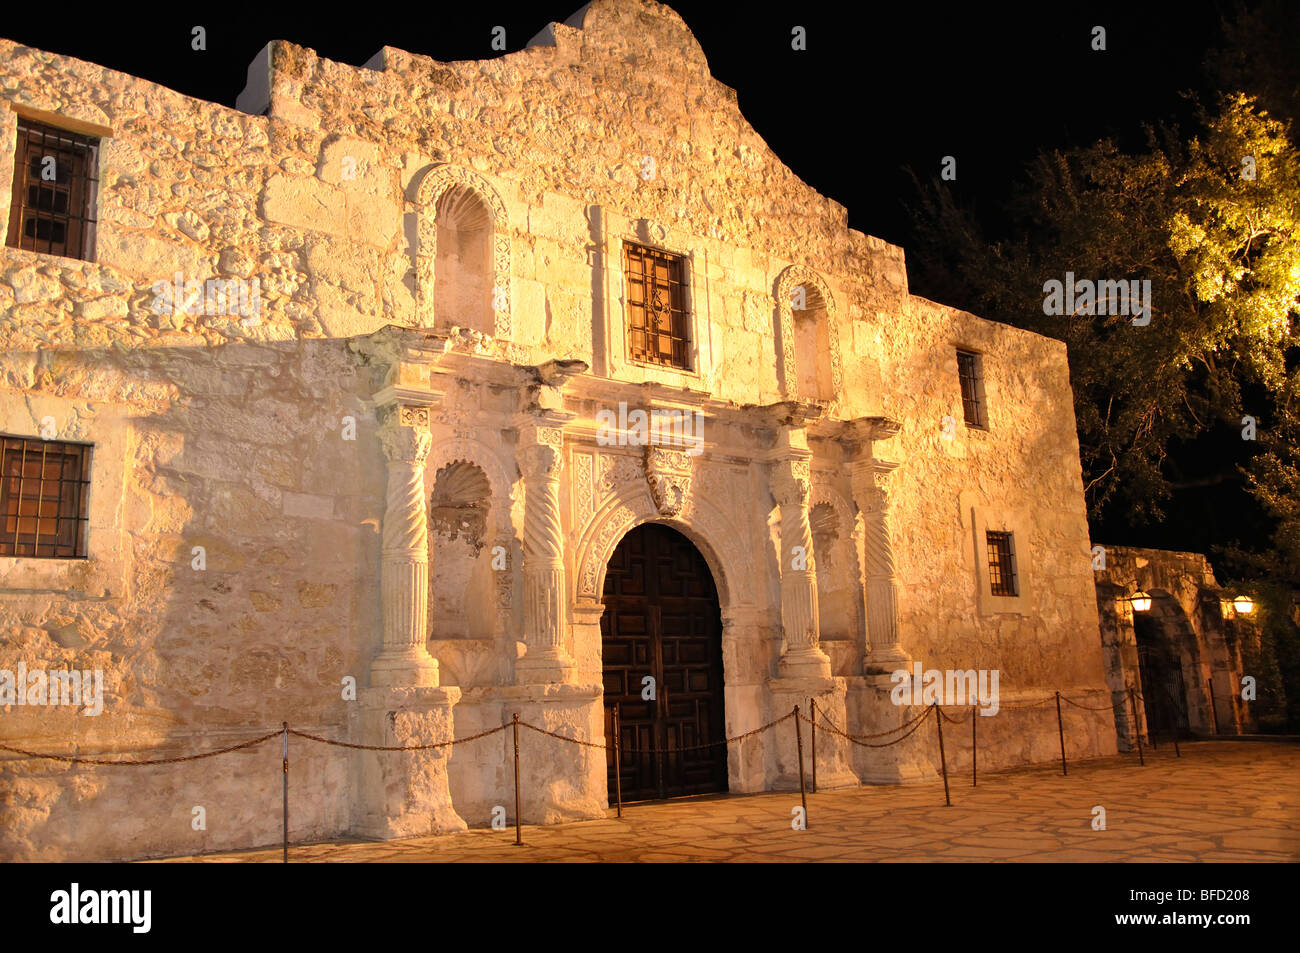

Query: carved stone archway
[775,264,844,403]
[415,164,512,339]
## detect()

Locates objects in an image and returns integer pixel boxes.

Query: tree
[906,94,1300,581]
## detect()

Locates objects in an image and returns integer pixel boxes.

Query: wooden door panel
[601,523,727,801]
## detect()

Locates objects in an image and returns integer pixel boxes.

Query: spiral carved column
[370,408,440,688]
[514,417,575,683]
[772,428,832,679]
[851,458,910,670]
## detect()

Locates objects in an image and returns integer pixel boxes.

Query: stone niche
[427,460,495,646]
[434,185,495,336]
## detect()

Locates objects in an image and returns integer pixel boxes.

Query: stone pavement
[160,741,1299,862]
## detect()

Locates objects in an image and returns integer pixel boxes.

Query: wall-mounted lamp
[1232,594,1254,615]
[1129,590,1152,613]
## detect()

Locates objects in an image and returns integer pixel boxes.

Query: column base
[766,675,851,790]
[369,647,440,688]
[777,647,833,679]
[497,683,605,824]
[847,677,938,785]
[864,645,912,674]
[352,686,467,840]
[514,650,575,685]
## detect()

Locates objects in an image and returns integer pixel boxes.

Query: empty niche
[793,282,834,403]
[434,185,494,335]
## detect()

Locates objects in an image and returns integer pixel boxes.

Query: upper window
[956,349,987,428]
[624,241,690,370]
[985,530,1018,597]
[0,435,92,559]
[6,119,99,261]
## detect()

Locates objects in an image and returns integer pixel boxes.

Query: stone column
[850,459,910,670]
[514,414,575,683]
[771,426,831,679]
[370,405,440,688]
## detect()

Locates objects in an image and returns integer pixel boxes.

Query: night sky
[1,2,1232,248]
[1,2,1263,556]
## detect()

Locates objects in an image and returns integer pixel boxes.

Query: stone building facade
[1094,546,1259,744]
[0,0,1116,861]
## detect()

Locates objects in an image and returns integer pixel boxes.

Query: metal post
[281,721,288,864]
[613,704,623,819]
[1170,685,1181,758]
[1055,691,1067,776]
[809,697,817,795]
[1129,687,1145,766]
[794,706,808,829]
[512,713,522,846]
[1207,678,1219,736]
[971,704,977,787]
[934,704,950,806]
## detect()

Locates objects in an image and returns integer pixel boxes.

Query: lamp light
[1129,590,1152,612]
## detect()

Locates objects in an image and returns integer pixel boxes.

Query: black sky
[2,1,1233,251]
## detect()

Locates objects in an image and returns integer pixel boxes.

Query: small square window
[6,119,99,261]
[624,241,691,370]
[0,435,92,558]
[956,349,987,428]
[986,530,1018,597]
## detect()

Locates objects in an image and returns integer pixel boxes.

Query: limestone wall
[1,0,1114,860]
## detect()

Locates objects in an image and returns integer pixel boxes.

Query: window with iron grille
[0,435,92,559]
[985,530,1018,597]
[6,119,99,261]
[956,349,986,428]
[624,241,690,370]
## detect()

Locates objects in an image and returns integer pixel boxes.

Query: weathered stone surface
[0,0,1119,862]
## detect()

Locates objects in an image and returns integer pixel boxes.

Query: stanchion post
[1170,685,1182,758]
[281,721,288,864]
[971,704,977,787]
[1129,687,1145,766]
[934,703,951,806]
[1207,678,1220,736]
[1055,691,1067,776]
[809,697,817,795]
[613,704,623,819]
[512,713,522,846]
[794,706,808,829]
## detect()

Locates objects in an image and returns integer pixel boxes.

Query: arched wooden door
[601,523,728,801]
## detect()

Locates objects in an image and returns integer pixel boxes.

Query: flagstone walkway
[159,740,1299,862]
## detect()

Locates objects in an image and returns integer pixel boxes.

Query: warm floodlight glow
[1129,591,1152,612]
[1233,595,1255,615]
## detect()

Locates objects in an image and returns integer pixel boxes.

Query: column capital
[379,405,433,466]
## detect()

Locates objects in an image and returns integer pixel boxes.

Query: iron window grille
[0,435,92,559]
[986,530,1018,597]
[957,349,986,428]
[624,241,691,370]
[6,118,99,261]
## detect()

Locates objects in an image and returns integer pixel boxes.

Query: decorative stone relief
[643,446,695,517]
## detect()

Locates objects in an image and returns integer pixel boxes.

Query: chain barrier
[938,706,975,725]
[0,730,282,766]
[521,710,798,755]
[809,703,931,741]
[809,705,935,748]
[286,723,510,752]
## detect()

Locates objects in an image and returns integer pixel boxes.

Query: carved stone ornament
[644,446,694,517]
[636,218,669,245]
[770,458,811,507]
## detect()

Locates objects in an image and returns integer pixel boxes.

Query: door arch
[601,522,728,800]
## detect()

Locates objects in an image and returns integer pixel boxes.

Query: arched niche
[415,164,512,339]
[775,264,844,404]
